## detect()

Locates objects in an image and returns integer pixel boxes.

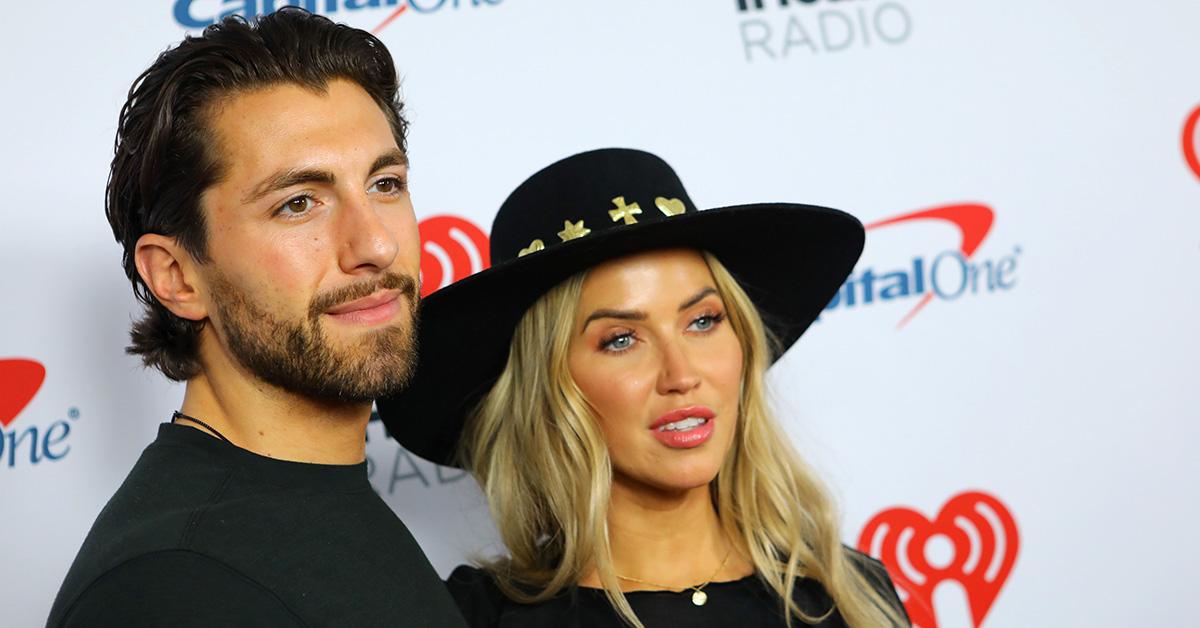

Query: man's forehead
[206,79,401,179]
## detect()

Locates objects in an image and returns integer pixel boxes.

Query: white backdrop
[2,1,1198,626]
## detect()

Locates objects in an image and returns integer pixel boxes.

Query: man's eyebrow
[581,309,647,334]
[244,168,335,204]
[369,149,408,174]
[678,287,718,311]
[242,149,408,204]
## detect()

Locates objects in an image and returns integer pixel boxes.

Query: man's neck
[177,368,371,466]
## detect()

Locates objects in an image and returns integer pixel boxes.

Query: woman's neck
[580,477,754,590]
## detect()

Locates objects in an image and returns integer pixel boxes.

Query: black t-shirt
[446,554,908,628]
[47,423,467,628]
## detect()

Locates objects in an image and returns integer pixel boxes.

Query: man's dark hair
[107,8,407,381]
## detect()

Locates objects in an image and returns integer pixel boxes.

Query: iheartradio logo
[1184,104,1200,181]
[418,215,490,298]
[858,491,1018,628]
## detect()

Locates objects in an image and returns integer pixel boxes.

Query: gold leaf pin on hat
[518,239,545,257]
[608,197,642,225]
[557,220,591,242]
[655,197,686,217]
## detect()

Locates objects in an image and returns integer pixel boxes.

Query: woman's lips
[650,405,716,449]
[325,289,403,326]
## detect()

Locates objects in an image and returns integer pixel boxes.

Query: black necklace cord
[171,411,234,445]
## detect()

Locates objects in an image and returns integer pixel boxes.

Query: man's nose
[336,192,399,274]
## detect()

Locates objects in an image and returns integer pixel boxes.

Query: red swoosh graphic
[865,204,995,329]
[1184,105,1200,181]
[372,3,409,35]
[1,358,46,428]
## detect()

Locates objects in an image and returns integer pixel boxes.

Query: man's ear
[134,234,207,322]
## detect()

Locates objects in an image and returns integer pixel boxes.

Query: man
[48,8,466,627]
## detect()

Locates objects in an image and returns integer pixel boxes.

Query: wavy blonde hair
[460,251,907,627]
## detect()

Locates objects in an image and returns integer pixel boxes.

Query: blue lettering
[6,425,41,467]
[879,270,910,300]
[43,420,71,461]
[912,257,925,294]
[995,249,1018,289]
[842,276,857,307]
[931,250,968,301]
[859,269,877,304]
[174,0,214,28]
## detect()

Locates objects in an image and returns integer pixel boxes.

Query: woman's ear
[133,234,208,322]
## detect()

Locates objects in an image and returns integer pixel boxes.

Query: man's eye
[371,176,405,194]
[279,195,314,215]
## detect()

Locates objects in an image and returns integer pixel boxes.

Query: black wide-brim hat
[378,148,864,467]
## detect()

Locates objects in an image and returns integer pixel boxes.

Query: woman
[378,149,910,627]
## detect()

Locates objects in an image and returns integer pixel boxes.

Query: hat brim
[378,202,863,466]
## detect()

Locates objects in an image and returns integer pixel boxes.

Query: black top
[47,423,467,628]
[446,554,909,628]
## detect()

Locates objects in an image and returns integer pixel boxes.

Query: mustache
[309,272,418,320]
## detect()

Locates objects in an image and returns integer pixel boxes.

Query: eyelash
[272,175,408,219]
[370,175,408,196]
[598,311,726,353]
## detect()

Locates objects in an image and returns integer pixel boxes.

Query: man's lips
[324,289,403,325]
[649,405,716,431]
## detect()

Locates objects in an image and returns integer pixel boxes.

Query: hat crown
[490,148,698,264]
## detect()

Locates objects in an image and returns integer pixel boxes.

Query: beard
[207,271,419,403]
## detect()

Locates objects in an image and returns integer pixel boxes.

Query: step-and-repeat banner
[2,1,1197,626]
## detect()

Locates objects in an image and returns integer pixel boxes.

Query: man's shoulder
[51,427,467,627]
[46,438,248,625]
[48,549,304,627]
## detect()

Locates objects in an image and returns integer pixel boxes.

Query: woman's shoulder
[444,565,578,628]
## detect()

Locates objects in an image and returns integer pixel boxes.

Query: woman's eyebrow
[579,287,718,334]
[581,309,646,333]
[678,287,718,311]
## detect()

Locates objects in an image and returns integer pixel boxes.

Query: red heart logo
[857,491,1018,628]
[418,215,491,297]
[0,358,46,428]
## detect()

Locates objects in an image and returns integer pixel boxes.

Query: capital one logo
[1,358,78,468]
[1183,104,1200,182]
[823,203,1021,329]
[858,491,1019,628]
[418,215,490,297]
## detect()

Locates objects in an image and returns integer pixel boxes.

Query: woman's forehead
[577,249,717,310]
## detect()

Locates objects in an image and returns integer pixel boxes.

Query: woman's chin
[621,465,722,496]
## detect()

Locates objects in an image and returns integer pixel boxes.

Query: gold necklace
[615,545,733,607]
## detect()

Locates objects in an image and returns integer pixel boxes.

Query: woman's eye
[602,333,634,352]
[688,313,724,332]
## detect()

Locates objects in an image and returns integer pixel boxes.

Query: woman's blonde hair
[460,251,907,627]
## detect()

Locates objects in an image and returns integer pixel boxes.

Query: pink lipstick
[649,405,716,449]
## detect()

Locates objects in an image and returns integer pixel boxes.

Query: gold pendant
[691,590,708,606]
